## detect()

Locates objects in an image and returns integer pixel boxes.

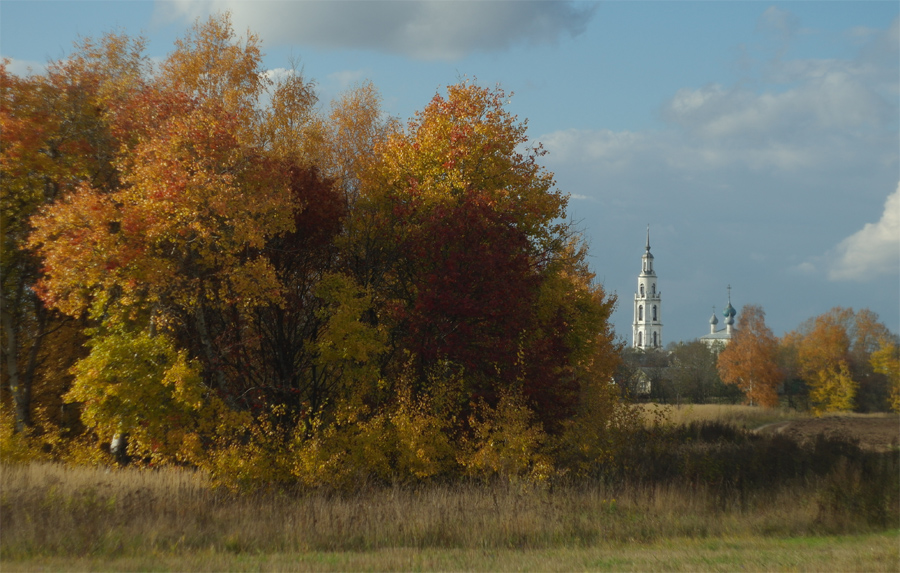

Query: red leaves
[395,190,538,387]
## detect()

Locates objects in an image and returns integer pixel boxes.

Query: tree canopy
[3,14,628,487]
[717,305,783,408]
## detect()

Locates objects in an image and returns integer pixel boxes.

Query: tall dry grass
[3,406,897,564]
[640,403,810,429]
[0,459,889,560]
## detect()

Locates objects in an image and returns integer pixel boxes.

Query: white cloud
[3,57,45,76]
[540,129,649,171]
[662,70,888,141]
[828,183,900,282]
[263,67,296,83]
[543,37,896,177]
[162,0,594,61]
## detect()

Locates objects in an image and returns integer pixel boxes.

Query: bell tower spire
[633,225,663,349]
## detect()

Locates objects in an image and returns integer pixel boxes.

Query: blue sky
[3,1,898,345]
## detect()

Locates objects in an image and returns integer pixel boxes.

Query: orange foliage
[789,307,894,414]
[717,305,783,408]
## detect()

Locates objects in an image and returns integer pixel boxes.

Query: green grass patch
[2,531,897,572]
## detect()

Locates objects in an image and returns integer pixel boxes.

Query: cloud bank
[541,16,898,206]
[161,0,594,61]
[828,183,900,282]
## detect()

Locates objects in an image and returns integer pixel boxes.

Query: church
[632,227,663,349]
[630,228,736,350]
[699,287,737,349]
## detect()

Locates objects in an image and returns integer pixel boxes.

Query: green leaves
[67,326,206,464]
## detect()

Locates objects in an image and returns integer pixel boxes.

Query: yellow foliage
[289,404,391,489]
[810,361,857,415]
[389,385,454,480]
[289,381,455,489]
[0,400,99,465]
[161,12,267,141]
[315,273,386,364]
[0,404,48,464]
[870,338,900,413]
[317,80,397,196]
[313,272,387,402]
[65,328,215,465]
[458,388,553,484]
[556,378,643,477]
[371,81,565,243]
[203,435,292,493]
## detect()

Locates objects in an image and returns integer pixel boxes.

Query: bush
[816,450,900,531]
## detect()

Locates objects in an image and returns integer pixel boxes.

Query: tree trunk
[1,305,29,432]
[194,304,236,408]
[111,432,129,465]
[0,280,44,433]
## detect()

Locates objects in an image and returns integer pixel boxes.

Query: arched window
[640,284,644,297]
[652,306,657,321]
[653,332,658,347]
[652,283,656,296]
[638,305,643,321]
[637,332,643,347]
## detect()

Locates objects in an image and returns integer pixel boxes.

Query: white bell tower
[633,226,663,349]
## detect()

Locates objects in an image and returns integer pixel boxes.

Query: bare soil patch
[756,414,900,452]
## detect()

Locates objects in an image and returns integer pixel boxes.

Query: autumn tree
[843,308,894,411]
[790,307,895,414]
[219,164,346,416]
[796,311,853,414]
[25,16,315,461]
[717,305,783,407]
[1,63,70,432]
[18,20,627,482]
[870,336,900,412]
[315,81,398,200]
[160,12,267,142]
[66,328,209,464]
[322,81,621,438]
[1,32,148,432]
[777,332,809,410]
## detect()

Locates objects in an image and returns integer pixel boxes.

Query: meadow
[2,406,898,571]
[638,403,810,428]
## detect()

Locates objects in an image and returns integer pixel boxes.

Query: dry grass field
[640,403,812,429]
[2,405,898,571]
[642,403,900,450]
